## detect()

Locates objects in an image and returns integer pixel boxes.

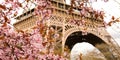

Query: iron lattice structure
[13,0,120,59]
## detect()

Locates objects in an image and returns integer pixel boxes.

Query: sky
[71,42,106,60]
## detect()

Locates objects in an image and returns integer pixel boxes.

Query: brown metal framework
[13,0,120,57]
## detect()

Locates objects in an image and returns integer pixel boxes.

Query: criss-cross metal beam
[13,0,120,58]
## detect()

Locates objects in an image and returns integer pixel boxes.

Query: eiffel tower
[13,0,120,59]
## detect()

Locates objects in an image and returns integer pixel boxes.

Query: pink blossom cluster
[79,7,105,21]
[0,23,68,60]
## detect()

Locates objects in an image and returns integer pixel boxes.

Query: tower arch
[63,26,109,47]
[64,30,115,60]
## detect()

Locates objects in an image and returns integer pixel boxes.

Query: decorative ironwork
[13,0,120,57]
